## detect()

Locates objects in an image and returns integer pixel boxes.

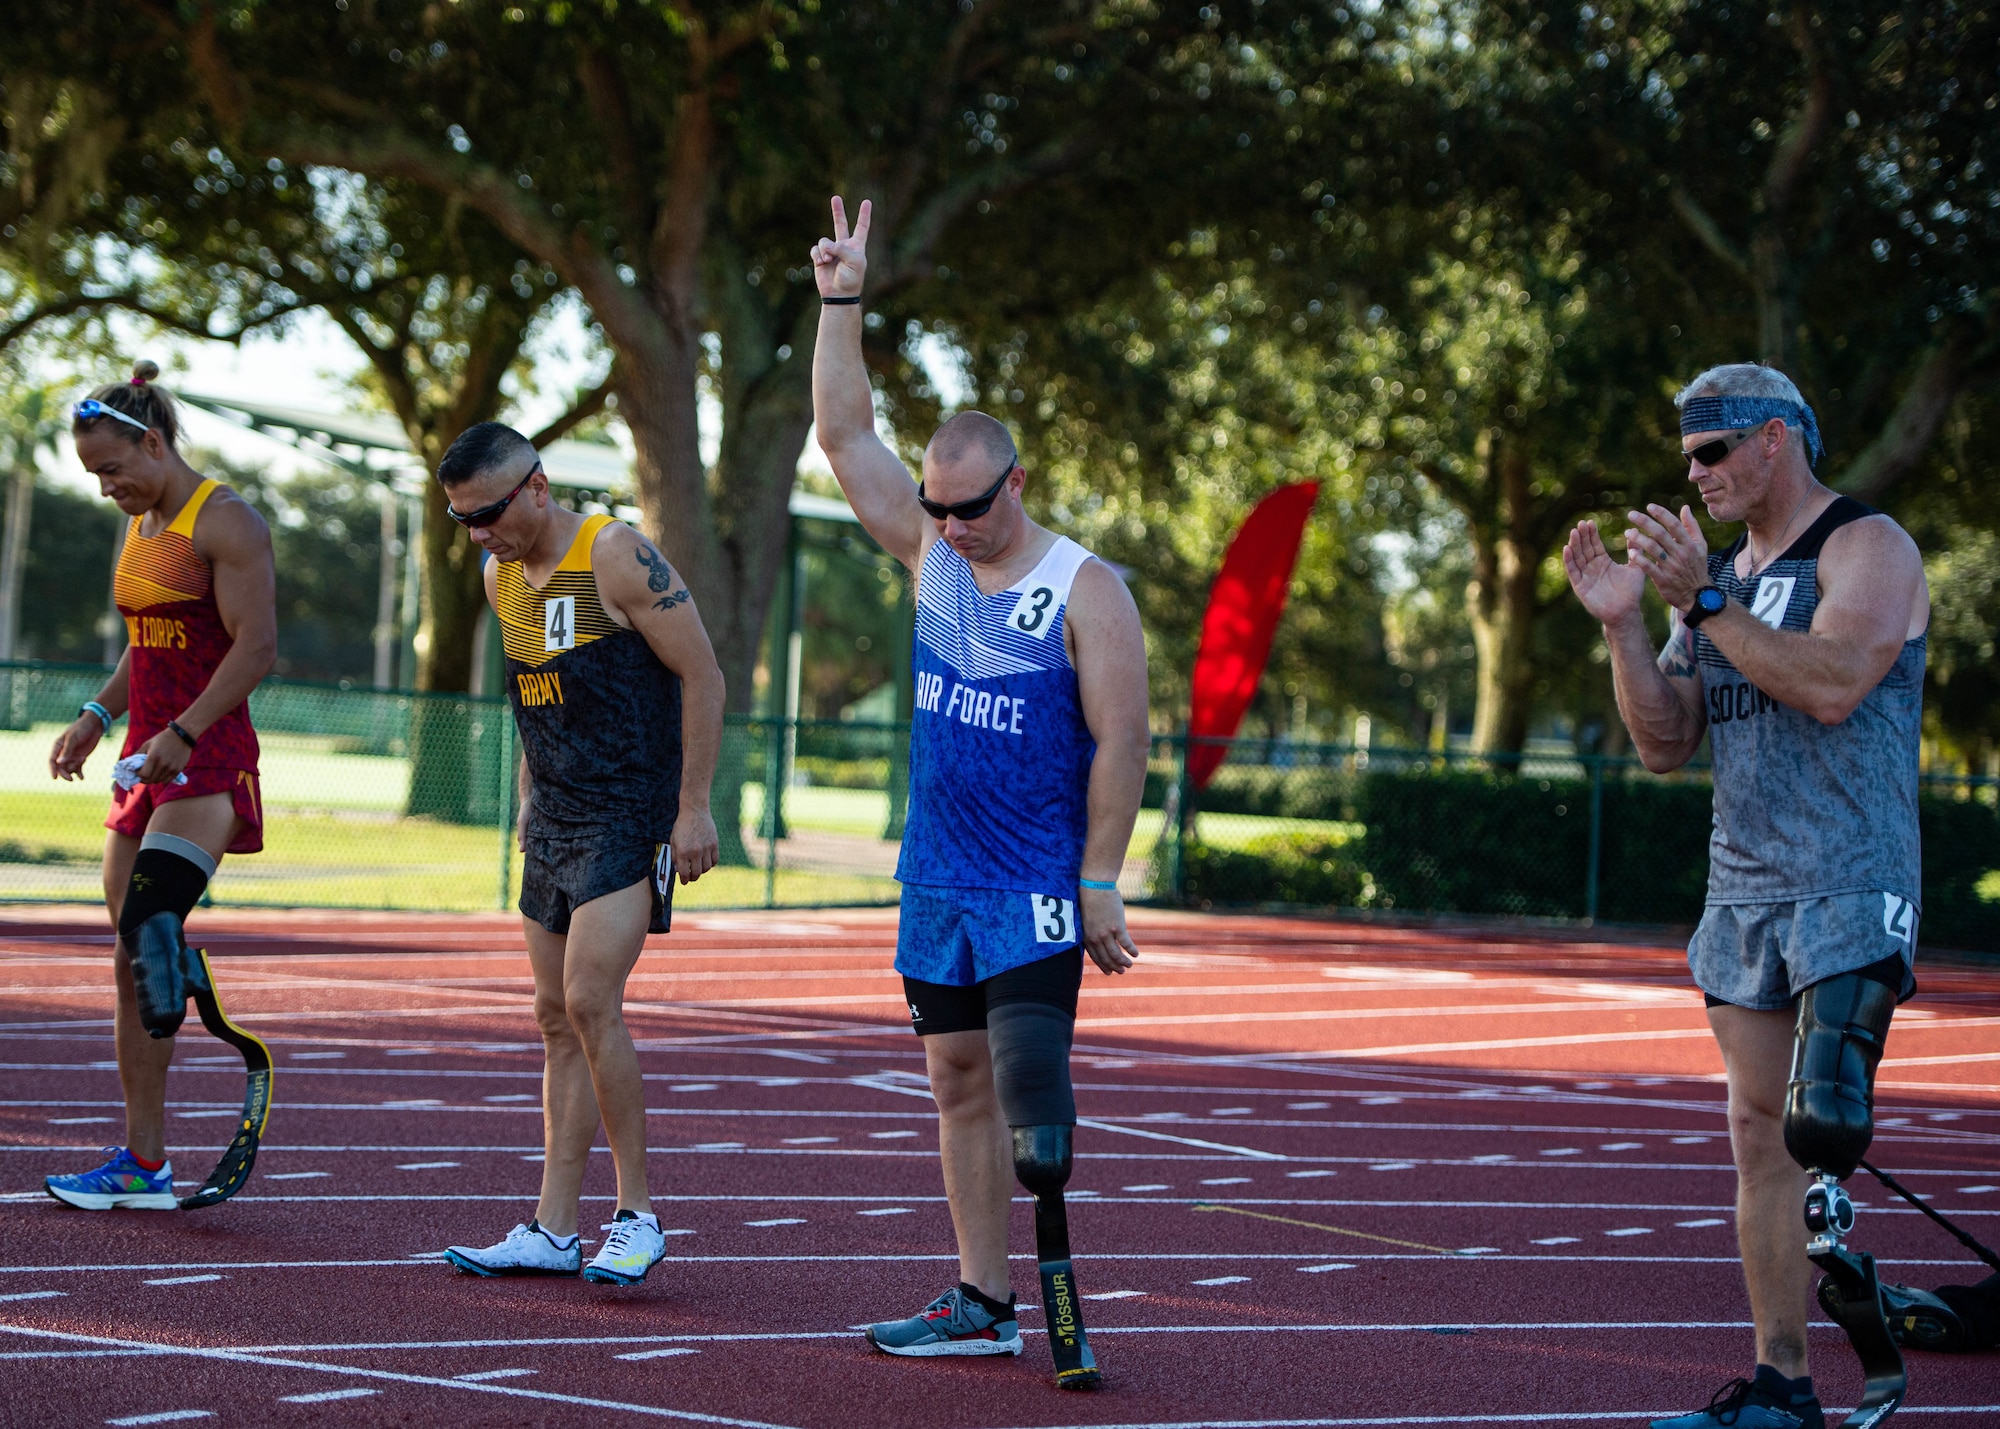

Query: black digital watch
[1683,585,1727,629]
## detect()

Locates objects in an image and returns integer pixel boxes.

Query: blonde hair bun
[130,359,161,384]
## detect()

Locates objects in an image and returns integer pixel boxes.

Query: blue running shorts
[895,881,1082,987]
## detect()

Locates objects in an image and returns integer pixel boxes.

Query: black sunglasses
[917,453,1018,522]
[447,463,541,529]
[1682,428,1757,469]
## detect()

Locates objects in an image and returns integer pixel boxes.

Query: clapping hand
[810,196,870,300]
[1563,519,1646,625]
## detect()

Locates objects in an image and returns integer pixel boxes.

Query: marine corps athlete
[438,423,724,1287]
[1565,363,1929,1429]
[45,361,278,1213]
[812,196,1150,1389]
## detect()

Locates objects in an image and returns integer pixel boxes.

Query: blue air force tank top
[896,535,1097,892]
[1694,496,1925,907]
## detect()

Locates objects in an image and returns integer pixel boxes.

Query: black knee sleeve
[118,840,214,1039]
[1784,970,1897,1179]
[988,999,1077,1128]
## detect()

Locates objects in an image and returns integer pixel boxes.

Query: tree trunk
[1465,433,1540,760]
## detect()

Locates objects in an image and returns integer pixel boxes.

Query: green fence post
[1168,732,1191,905]
[498,708,516,911]
[1584,753,1603,924]
[763,717,782,909]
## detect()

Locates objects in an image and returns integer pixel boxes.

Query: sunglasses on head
[447,463,541,529]
[72,399,152,435]
[1682,427,1759,468]
[916,452,1018,522]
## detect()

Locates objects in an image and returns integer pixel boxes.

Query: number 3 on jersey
[1030,894,1077,945]
[544,596,576,652]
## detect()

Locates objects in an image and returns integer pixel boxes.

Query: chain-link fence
[3,661,1996,948]
[1148,734,2000,951]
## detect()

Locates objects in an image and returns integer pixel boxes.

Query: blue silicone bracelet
[80,702,112,734]
[1079,878,1118,891]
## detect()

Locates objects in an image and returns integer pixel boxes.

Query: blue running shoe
[1651,1367,1825,1429]
[865,1284,1023,1357]
[44,1147,177,1211]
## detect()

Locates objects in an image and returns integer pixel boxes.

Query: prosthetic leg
[1785,973,1903,1428]
[990,993,1101,1390]
[1014,1125,1100,1390]
[120,837,272,1211]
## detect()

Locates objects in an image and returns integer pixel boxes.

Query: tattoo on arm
[1659,625,1697,679]
[635,543,691,612]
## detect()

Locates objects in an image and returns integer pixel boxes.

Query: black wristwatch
[1683,586,1727,629]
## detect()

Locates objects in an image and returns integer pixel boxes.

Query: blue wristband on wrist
[1079,878,1118,891]
[80,702,112,735]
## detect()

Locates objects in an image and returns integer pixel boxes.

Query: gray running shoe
[864,1284,1023,1357]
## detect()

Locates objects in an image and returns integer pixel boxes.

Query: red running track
[1,905,1996,1427]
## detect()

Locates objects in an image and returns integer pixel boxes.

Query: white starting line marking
[744,1219,806,1227]
[1193,1276,1250,1286]
[856,1208,913,1217]
[0,1290,63,1303]
[106,1413,213,1426]
[982,1411,2000,1428]
[1081,1290,1147,1300]
[277,1388,379,1403]
[455,1368,536,1381]
[143,1275,223,1287]
[395,1162,460,1170]
[617,1348,701,1361]
[262,1172,330,1182]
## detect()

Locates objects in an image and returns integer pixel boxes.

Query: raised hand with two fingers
[810,196,871,299]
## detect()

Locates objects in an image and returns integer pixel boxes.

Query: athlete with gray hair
[1564,362,1930,1429]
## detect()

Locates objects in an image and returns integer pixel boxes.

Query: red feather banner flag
[1185,482,1320,791]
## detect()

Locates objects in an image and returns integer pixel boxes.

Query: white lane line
[144,1275,224,1286]
[1077,1118,1288,1162]
[0,1291,63,1303]
[1081,1290,1146,1300]
[277,1389,378,1403]
[395,1162,461,1170]
[744,1219,806,1227]
[981,1411,2000,1428]
[106,1413,213,1426]
[1604,1228,1654,1238]
[1192,1276,1250,1286]
[856,1208,913,1217]
[1676,1219,1727,1228]
[1532,1238,1581,1246]
[49,1116,115,1124]
[1297,1264,1355,1273]
[618,1348,700,1360]
[0,1322,806,1428]
[456,1368,535,1381]
[262,1172,329,1181]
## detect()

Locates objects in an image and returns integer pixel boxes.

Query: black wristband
[165,719,199,749]
[820,295,862,306]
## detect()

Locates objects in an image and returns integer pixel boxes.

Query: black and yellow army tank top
[494,513,682,841]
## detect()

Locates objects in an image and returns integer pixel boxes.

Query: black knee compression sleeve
[118,836,214,1039]
[1784,970,1897,1179]
[988,1000,1077,1128]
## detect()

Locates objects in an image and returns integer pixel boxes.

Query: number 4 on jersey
[544,596,575,653]
[1031,894,1077,945]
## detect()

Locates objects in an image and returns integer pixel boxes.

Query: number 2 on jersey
[1030,894,1076,945]
[544,596,576,652]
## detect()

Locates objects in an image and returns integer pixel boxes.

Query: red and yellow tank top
[112,478,260,773]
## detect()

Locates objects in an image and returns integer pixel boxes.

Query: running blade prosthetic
[178,946,272,1210]
[1038,1258,1101,1390]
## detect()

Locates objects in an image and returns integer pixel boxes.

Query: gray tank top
[1694,496,1925,907]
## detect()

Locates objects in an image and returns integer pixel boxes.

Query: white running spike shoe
[583,1210,667,1286]
[443,1219,582,1277]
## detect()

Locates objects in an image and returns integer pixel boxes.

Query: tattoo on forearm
[1659,626,1696,679]
[635,543,691,612]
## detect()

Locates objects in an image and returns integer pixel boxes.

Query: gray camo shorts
[1689,889,1918,1011]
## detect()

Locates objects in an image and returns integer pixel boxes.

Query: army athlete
[438,423,724,1287]
[1566,363,1930,1429]
[812,197,1151,1389]
[45,360,278,1213]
